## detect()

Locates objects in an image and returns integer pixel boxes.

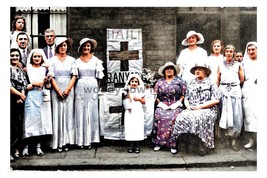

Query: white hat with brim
[55,37,73,49]
[181,30,204,46]
[158,62,180,76]
[190,62,211,77]
[77,38,97,53]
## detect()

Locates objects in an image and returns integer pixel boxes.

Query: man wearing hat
[172,62,222,156]
[152,62,187,154]
[176,30,208,86]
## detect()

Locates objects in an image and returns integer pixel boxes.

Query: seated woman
[171,62,222,156]
[152,62,187,154]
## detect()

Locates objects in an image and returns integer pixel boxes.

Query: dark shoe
[128,147,134,153]
[135,147,140,154]
[198,141,207,156]
[231,139,240,151]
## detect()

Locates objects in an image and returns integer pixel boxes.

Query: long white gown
[48,55,77,149]
[74,56,104,146]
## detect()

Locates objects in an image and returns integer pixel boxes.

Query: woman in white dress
[176,30,208,86]
[218,44,244,151]
[122,74,145,153]
[74,38,104,149]
[22,49,52,156]
[207,39,224,85]
[242,42,258,149]
[49,37,77,152]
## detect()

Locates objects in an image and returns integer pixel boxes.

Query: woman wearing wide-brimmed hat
[176,30,208,86]
[74,37,104,149]
[48,37,78,152]
[172,62,222,156]
[152,62,187,154]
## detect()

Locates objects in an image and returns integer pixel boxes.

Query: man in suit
[43,28,56,59]
[16,31,31,69]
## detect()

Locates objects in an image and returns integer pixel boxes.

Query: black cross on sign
[109,41,139,71]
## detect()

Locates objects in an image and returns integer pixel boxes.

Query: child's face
[129,77,139,88]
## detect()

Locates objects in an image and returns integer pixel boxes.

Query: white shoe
[171,148,177,154]
[153,146,161,151]
[10,155,14,161]
[22,148,29,156]
[37,147,44,156]
[244,139,254,149]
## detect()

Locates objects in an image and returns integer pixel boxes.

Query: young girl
[217,44,244,151]
[22,49,53,156]
[122,74,145,154]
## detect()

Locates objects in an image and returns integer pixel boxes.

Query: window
[11,7,67,48]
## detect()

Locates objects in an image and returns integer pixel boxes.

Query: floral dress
[152,76,187,148]
[172,77,222,148]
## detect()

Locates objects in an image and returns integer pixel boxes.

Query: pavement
[10,137,257,171]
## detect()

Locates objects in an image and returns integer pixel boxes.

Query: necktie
[22,49,27,65]
[49,47,53,59]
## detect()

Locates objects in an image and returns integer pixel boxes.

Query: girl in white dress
[122,74,145,153]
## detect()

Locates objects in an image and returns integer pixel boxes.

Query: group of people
[151,30,258,156]
[10,16,104,161]
[10,15,257,161]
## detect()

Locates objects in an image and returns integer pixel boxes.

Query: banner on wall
[99,29,146,140]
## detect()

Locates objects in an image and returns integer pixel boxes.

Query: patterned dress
[48,56,78,149]
[10,66,29,147]
[218,60,243,137]
[74,56,104,146]
[152,76,187,148]
[172,77,222,148]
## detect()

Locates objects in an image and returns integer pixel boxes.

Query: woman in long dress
[49,37,77,152]
[122,74,145,153]
[241,42,258,149]
[218,44,244,151]
[74,38,104,149]
[152,62,187,154]
[22,49,52,156]
[172,63,222,156]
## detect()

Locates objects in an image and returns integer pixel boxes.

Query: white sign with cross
[99,29,144,140]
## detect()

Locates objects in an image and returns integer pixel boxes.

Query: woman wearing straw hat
[172,62,222,156]
[74,38,104,149]
[48,37,78,152]
[176,30,208,86]
[152,62,187,154]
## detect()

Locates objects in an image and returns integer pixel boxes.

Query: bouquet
[141,68,156,87]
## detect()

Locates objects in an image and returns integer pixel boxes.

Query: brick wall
[69,7,256,83]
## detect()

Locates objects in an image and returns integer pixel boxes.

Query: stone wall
[69,7,256,84]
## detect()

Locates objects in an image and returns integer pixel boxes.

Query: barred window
[11,7,68,49]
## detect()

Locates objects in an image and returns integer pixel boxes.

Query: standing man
[16,31,31,69]
[43,28,56,59]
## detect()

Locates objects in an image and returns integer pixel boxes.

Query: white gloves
[169,101,183,110]
[157,102,169,110]
[157,101,183,110]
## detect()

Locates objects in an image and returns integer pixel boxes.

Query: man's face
[17,34,29,49]
[45,32,56,46]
